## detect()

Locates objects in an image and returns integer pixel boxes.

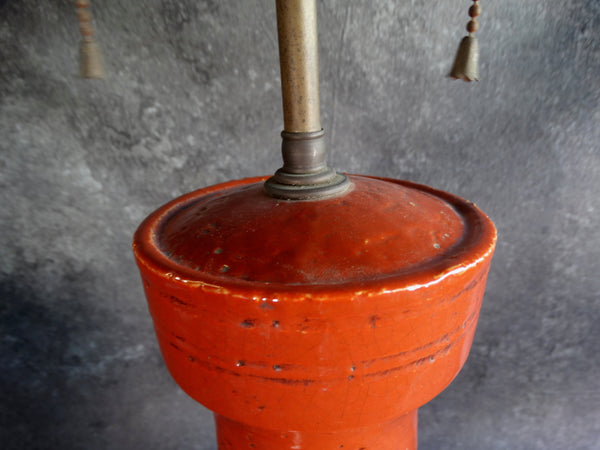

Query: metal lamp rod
[266,0,349,200]
[276,0,322,133]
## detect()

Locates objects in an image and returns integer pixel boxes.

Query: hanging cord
[75,0,104,78]
[449,0,481,82]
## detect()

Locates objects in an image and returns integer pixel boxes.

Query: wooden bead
[79,23,94,37]
[469,4,481,18]
[77,9,92,22]
[466,19,479,34]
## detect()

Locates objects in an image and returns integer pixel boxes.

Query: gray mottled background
[1,0,599,449]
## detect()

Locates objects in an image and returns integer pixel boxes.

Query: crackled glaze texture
[158,176,469,281]
[133,175,496,449]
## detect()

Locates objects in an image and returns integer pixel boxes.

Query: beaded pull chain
[75,0,104,79]
[449,0,481,82]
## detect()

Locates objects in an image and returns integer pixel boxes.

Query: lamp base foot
[215,410,418,450]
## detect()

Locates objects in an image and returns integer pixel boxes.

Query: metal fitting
[264,130,350,200]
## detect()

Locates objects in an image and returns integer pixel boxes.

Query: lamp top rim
[133,175,496,294]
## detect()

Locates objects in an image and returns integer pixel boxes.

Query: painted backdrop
[1,1,599,449]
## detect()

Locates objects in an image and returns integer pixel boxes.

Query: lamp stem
[266,0,349,200]
[276,0,321,133]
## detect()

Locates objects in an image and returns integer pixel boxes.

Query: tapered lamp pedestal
[133,175,496,449]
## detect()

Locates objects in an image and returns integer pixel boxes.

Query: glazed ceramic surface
[133,175,496,449]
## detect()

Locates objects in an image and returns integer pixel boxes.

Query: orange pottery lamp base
[133,174,496,449]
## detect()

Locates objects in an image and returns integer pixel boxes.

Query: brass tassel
[75,0,104,79]
[79,39,104,79]
[449,35,479,82]
[449,0,481,82]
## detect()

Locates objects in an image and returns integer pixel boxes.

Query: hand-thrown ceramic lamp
[133,1,496,448]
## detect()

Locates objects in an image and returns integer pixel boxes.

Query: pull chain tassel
[75,0,104,79]
[449,34,479,82]
[449,1,481,82]
[79,39,104,79]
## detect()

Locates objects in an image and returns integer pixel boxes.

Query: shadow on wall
[1,272,104,448]
[0,264,165,449]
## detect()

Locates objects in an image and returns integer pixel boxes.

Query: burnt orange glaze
[133,175,496,449]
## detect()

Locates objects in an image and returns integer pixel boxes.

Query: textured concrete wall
[1,0,599,449]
